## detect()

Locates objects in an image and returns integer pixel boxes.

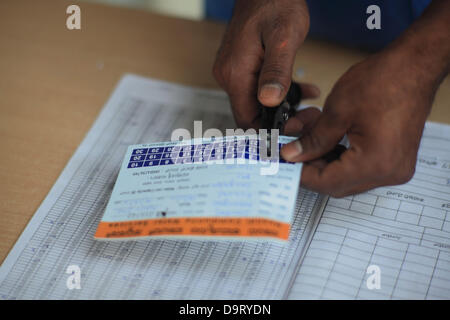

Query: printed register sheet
[0,75,325,299]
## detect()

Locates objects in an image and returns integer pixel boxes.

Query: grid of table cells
[127,139,288,168]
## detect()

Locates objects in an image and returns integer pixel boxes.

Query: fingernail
[281,140,303,161]
[259,83,283,104]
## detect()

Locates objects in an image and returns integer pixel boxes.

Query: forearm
[386,0,450,90]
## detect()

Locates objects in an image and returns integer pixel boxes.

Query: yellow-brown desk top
[0,0,448,264]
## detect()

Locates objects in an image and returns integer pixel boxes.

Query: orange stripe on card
[94,217,290,240]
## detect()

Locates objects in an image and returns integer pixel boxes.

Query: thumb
[281,111,348,163]
[258,37,298,107]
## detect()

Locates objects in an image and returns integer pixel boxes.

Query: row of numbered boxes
[131,140,262,156]
[127,143,286,168]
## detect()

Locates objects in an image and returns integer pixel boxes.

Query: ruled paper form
[290,122,450,299]
[0,74,326,299]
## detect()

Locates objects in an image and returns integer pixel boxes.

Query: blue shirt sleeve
[205,0,235,22]
[204,0,432,51]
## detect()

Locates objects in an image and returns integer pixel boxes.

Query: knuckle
[261,62,289,81]
[264,9,307,45]
[267,11,301,38]
[306,132,324,154]
[213,58,234,89]
[270,15,290,34]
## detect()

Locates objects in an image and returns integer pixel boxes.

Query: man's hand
[281,48,440,197]
[213,0,316,129]
[280,0,449,197]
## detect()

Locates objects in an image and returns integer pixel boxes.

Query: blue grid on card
[127,139,290,168]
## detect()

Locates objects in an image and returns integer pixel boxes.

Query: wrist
[389,36,448,89]
[368,40,438,118]
[384,1,450,89]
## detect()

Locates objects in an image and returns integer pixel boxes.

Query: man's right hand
[213,0,316,129]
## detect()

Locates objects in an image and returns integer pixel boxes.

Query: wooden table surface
[0,0,448,264]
